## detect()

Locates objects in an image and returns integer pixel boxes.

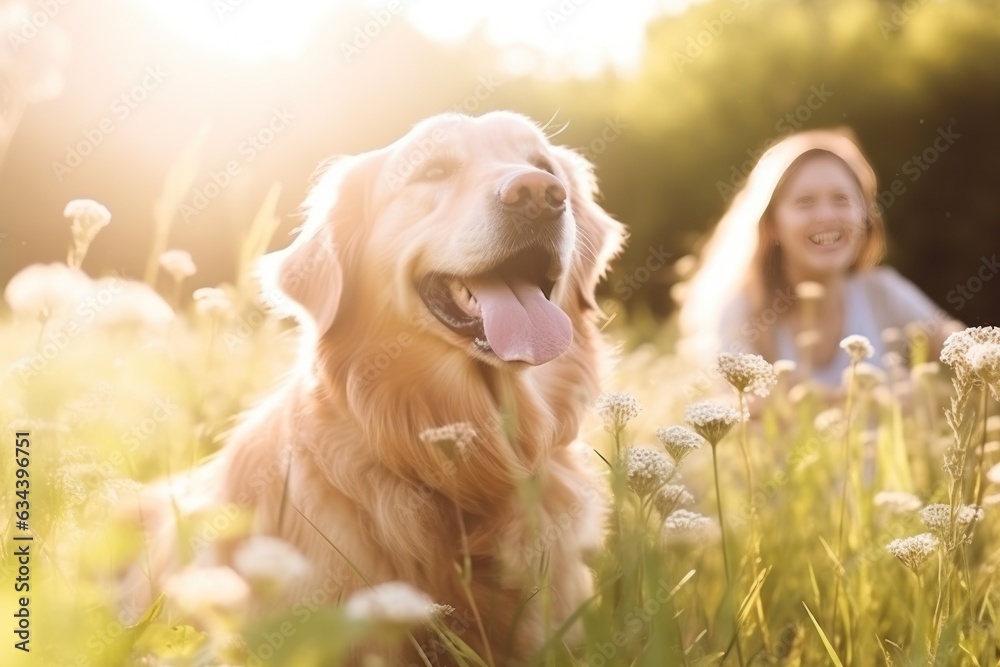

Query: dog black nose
[498,170,567,225]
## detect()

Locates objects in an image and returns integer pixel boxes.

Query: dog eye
[417,160,455,182]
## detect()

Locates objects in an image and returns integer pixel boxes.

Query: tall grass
[1,213,998,666]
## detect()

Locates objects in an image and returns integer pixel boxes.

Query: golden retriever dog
[121,111,626,664]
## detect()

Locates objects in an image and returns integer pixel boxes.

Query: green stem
[831,360,857,641]
[712,443,745,667]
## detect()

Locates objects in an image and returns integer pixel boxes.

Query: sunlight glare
[133,0,336,61]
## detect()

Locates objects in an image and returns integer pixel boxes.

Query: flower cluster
[885,533,939,574]
[663,509,715,544]
[813,408,846,441]
[233,536,312,592]
[193,287,232,317]
[624,445,677,498]
[716,353,777,397]
[839,334,874,363]
[595,391,642,434]
[655,425,705,464]
[160,249,197,283]
[683,401,740,446]
[966,342,1000,390]
[344,581,441,625]
[652,484,695,518]
[164,566,250,614]
[941,327,1000,381]
[64,199,112,269]
[919,503,985,539]
[873,491,922,514]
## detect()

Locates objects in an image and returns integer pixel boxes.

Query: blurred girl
[678,129,962,386]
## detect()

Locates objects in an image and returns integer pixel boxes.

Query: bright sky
[135,0,701,76]
[400,0,701,77]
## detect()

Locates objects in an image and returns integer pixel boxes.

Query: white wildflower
[941,327,1000,377]
[920,503,985,537]
[595,391,642,434]
[873,491,922,514]
[625,445,677,498]
[813,408,845,440]
[418,422,476,459]
[845,362,887,391]
[885,533,938,573]
[233,536,312,591]
[92,278,175,331]
[159,250,197,282]
[193,287,232,317]
[966,343,1000,386]
[880,327,903,346]
[716,353,777,397]
[3,262,93,321]
[164,566,250,614]
[655,425,705,464]
[663,509,716,544]
[344,582,436,625]
[773,359,797,379]
[683,401,741,447]
[64,199,111,268]
[840,335,874,363]
[652,484,695,517]
[64,198,111,236]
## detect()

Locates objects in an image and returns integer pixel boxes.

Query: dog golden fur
[122,111,627,664]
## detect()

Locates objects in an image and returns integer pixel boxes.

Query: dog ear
[551,146,628,312]
[259,153,375,335]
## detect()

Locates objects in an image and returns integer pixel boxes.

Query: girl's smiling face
[771,154,867,283]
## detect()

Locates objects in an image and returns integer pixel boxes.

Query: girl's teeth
[810,232,842,246]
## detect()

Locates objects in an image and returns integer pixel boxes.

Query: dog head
[262,111,626,369]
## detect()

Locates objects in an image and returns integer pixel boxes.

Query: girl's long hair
[678,128,886,360]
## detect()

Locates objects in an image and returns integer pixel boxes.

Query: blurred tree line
[2,0,998,328]
[502,0,1000,327]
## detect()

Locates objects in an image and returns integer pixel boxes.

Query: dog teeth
[449,279,481,317]
[810,231,841,246]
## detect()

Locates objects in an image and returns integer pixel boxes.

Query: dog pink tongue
[468,275,572,365]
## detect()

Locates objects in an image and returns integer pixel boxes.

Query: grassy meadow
[1,204,999,667]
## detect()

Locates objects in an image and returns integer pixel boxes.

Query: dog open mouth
[417,246,572,366]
